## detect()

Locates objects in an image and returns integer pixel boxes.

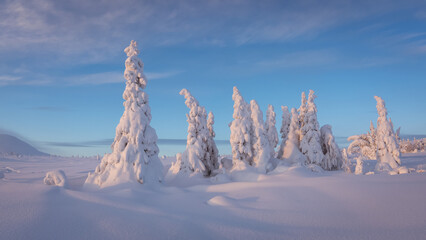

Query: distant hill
[0,134,48,156]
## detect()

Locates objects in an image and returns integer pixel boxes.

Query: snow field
[1,153,426,240]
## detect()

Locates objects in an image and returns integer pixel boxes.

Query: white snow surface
[1,152,426,240]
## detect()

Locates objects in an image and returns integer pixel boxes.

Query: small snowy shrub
[400,138,426,153]
[347,121,377,160]
[320,125,343,170]
[355,157,363,175]
[44,170,67,187]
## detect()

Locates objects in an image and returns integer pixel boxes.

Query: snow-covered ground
[1,152,426,240]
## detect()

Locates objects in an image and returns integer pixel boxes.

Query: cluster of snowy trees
[168,89,219,177]
[230,87,343,173]
[400,138,426,153]
[347,96,406,174]
[85,40,411,188]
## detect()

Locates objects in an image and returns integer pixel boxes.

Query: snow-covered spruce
[44,170,67,187]
[265,104,279,156]
[250,100,273,173]
[300,90,324,165]
[85,40,163,188]
[320,125,343,170]
[169,89,218,177]
[277,106,291,158]
[280,108,306,163]
[374,96,401,170]
[207,112,220,170]
[230,87,253,166]
[298,91,308,144]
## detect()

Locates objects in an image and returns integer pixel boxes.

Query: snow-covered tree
[368,121,377,152]
[300,90,324,165]
[400,138,426,153]
[347,121,376,160]
[250,100,272,172]
[265,104,279,156]
[230,87,253,166]
[320,125,343,170]
[207,112,219,170]
[280,108,306,163]
[85,40,163,188]
[341,148,351,173]
[277,106,291,158]
[172,89,218,177]
[298,92,308,143]
[355,157,363,175]
[374,96,401,170]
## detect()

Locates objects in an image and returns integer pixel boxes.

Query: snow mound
[207,196,234,207]
[44,170,67,187]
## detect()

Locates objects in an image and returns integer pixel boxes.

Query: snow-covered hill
[0,134,48,156]
[0,152,425,240]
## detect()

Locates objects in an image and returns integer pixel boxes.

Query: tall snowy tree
[320,125,343,170]
[300,90,324,165]
[207,112,220,170]
[170,89,218,177]
[298,91,308,144]
[265,104,279,156]
[230,87,253,166]
[277,106,291,159]
[374,96,401,170]
[280,108,306,163]
[250,100,273,172]
[85,40,163,188]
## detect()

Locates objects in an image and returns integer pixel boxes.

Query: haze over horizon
[1,0,426,156]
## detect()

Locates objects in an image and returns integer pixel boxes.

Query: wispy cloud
[44,138,230,148]
[0,70,182,87]
[66,70,182,85]
[146,71,183,80]
[44,139,113,148]
[257,50,337,68]
[0,0,418,55]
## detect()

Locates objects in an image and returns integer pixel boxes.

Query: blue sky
[0,0,425,156]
